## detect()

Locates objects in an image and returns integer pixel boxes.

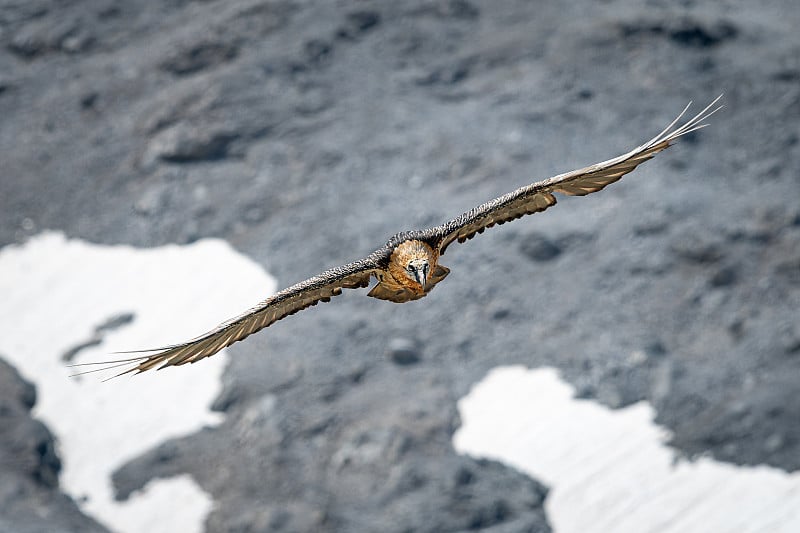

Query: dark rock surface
[1,0,799,531]
[0,359,108,533]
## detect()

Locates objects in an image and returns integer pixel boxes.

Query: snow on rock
[454,366,800,533]
[0,232,277,533]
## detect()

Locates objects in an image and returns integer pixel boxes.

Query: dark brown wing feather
[76,255,381,377]
[418,96,722,255]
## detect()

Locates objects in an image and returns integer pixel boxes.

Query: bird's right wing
[425,96,723,255]
[73,257,380,377]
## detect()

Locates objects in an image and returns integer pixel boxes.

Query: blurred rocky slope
[1,0,798,531]
[0,360,107,533]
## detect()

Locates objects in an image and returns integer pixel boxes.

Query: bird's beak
[413,263,429,289]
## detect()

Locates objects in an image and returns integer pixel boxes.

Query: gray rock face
[1,0,799,531]
[0,359,107,533]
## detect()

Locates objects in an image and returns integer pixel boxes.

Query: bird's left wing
[74,256,380,377]
[422,96,722,255]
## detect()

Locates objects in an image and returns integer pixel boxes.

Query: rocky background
[1,0,798,531]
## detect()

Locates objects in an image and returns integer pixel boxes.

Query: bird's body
[77,96,722,378]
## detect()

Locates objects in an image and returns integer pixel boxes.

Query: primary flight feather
[77,96,722,377]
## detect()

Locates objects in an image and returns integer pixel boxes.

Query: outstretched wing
[74,257,380,377]
[423,96,723,255]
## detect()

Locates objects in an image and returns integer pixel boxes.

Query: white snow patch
[0,232,277,533]
[453,365,800,533]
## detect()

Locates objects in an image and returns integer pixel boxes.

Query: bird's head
[388,239,437,292]
[404,257,430,289]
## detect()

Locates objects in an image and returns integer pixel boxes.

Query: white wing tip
[646,94,724,148]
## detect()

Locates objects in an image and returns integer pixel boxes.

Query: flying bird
[78,96,722,377]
